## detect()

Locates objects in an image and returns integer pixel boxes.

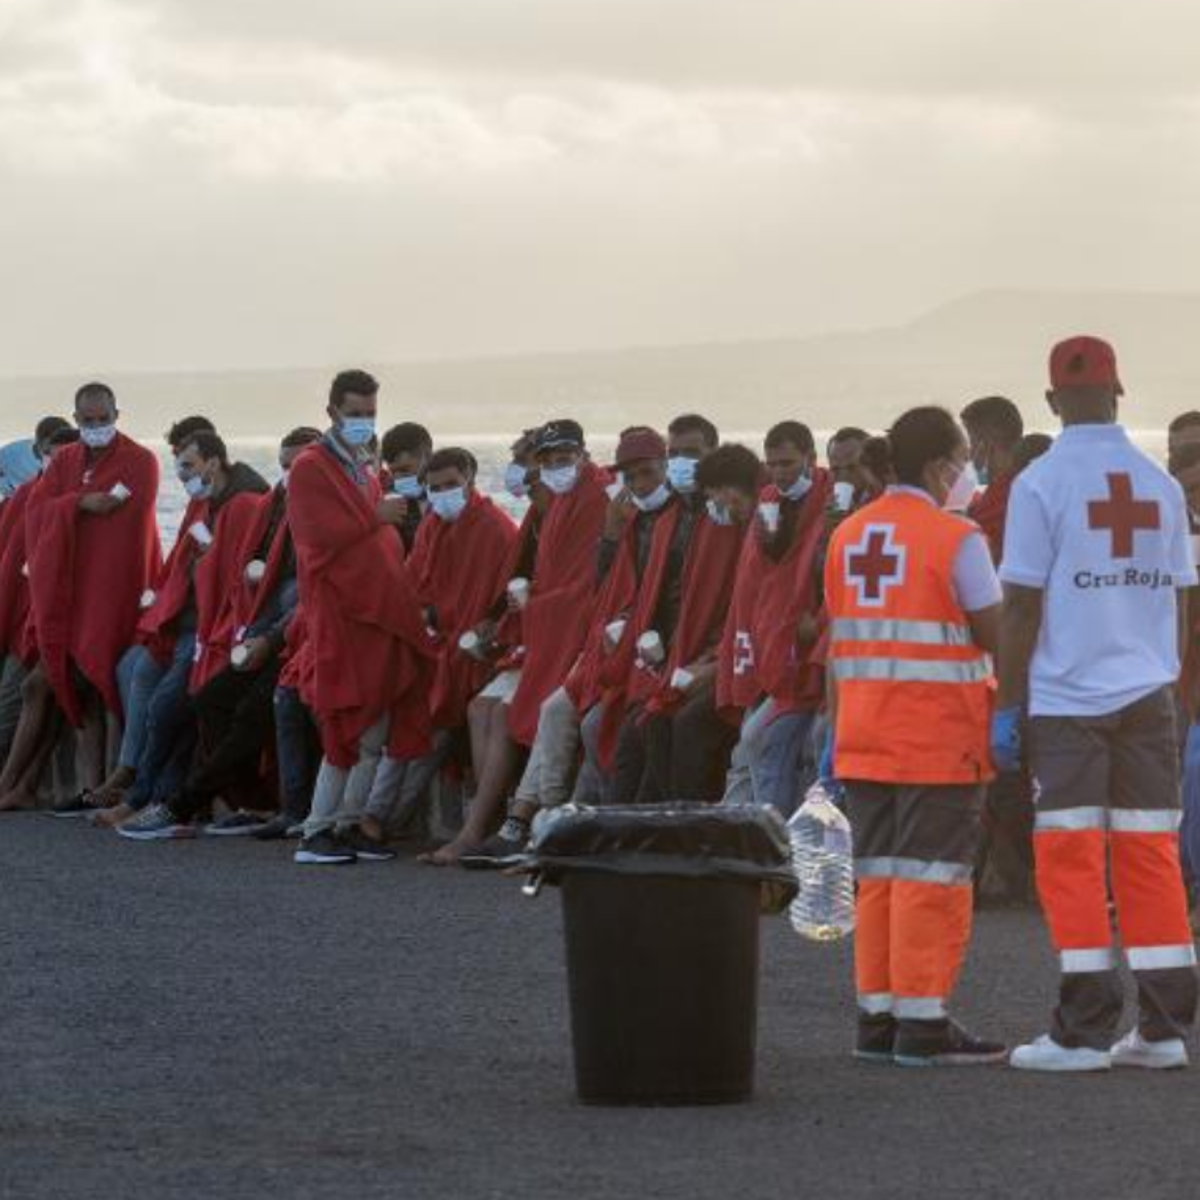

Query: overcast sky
[3,0,1200,375]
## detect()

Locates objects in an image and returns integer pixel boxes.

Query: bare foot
[417,838,481,867]
[0,790,36,812]
[91,802,134,829]
[359,813,384,843]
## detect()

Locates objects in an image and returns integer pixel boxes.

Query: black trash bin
[520,803,796,1106]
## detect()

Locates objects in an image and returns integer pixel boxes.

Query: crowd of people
[1,334,1198,1070]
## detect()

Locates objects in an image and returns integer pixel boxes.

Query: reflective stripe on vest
[830,617,974,647]
[830,657,991,685]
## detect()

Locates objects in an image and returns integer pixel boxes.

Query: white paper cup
[245,559,266,585]
[637,630,665,665]
[189,521,213,547]
[230,644,250,669]
[109,482,131,502]
[21,562,29,578]
[139,588,156,610]
[1191,534,1200,567]
[833,482,855,512]
[605,619,627,645]
[758,501,780,532]
[670,667,695,691]
[605,481,625,501]
[459,630,490,661]
[507,577,530,608]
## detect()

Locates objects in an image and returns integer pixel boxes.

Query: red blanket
[407,492,519,729]
[717,469,832,721]
[26,434,161,724]
[137,496,208,664]
[191,491,271,692]
[229,486,291,637]
[563,509,654,716]
[287,444,435,767]
[0,482,36,663]
[596,506,744,764]
[507,462,610,746]
[967,470,1015,564]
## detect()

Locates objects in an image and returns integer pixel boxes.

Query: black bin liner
[520,802,797,914]
[519,803,795,1106]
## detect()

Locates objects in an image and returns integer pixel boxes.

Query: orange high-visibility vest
[825,491,994,785]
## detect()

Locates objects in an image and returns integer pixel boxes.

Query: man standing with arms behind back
[998,336,1199,1072]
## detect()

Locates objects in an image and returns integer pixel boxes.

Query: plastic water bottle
[787,782,855,942]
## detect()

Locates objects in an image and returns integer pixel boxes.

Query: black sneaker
[293,830,357,865]
[458,816,531,870]
[893,1019,1007,1068]
[204,810,266,837]
[51,791,109,819]
[336,827,395,862]
[251,813,297,841]
[853,1013,897,1064]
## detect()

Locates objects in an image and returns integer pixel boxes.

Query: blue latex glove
[818,727,836,783]
[991,706,1023,774]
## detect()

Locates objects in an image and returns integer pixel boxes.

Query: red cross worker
[825,406,1006,1067]
[999,336,1198,1073]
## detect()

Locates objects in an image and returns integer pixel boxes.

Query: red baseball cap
[1049,335,1124,395]
[615,425,667,467]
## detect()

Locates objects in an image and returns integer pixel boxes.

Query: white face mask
[79,423,117,449]
[392,475,424,500]
[632,483,671,513]
[706,498,733,526]
[944,461,979,512]
[666,456,699,494]
[429,486,468,522]
[541,463,579,495]
[781,471,812,502]
[504,462,528,498]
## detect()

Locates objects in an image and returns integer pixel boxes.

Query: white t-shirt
[1000,424,1197,717]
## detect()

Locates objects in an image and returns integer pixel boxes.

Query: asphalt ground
[2,812,1199,1200]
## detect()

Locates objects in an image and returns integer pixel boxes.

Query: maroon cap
[1049,336,1124,395]
[615,426,667,467]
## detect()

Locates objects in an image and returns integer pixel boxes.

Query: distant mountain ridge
[3,288,1198,439]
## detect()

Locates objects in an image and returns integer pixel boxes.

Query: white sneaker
[1009,1034,1112,1072]
[1110,1029,1189,1070]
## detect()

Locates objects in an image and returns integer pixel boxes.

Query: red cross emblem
[844,524,906,608]
[1087,473,1159,559]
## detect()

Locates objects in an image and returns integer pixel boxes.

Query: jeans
[743,699,815,819]
[1181,721,1200,887]
[0,655,29,767]
[273,686,321,821]
[116,645,163,771]
[124,633,197,812]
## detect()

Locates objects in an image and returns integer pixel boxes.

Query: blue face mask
[392,475,424,500]
[504,462,528,498]
[666,456,699,494]
[429,486,469,522]
[780,471,812,502]
[541,464,579,495]
[632,483,671,513]
[339,417,376,448]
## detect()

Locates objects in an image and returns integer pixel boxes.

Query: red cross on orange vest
[846,525,905,604]
[1087,472,1160,559]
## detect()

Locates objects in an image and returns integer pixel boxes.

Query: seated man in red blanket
[0,383,161,811]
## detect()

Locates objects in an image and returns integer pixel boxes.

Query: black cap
[532,420,585,456]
